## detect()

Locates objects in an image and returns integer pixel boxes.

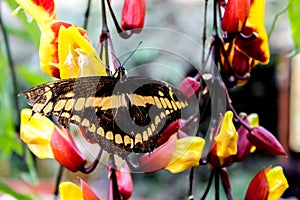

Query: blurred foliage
[288,0,300,55]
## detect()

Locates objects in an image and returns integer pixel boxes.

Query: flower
[20,108,88,172]
[15,0,106,78]
[165,136,205,173]
[235,0,270,64]
[121,0,146,33]
[220,0,270,87]
[59,179,100,200]
[58,26,106,79]
[245,166,289,200]
[207,111,238,167]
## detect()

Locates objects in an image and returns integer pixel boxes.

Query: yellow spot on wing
[97,127,104,136]
[75,97,85,111]
[106,131,114,140]
[54,99,67,111]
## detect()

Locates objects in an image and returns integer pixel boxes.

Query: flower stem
[83,0,92,29]
[53,165,64,198]
[188,167,195,200]
[80,148,103,174]
[215,169,220,200]
[200,169,215,200]
[201,0,209,64]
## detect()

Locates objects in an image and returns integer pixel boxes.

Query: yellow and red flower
[245,166,289,200]
[15,0,106,78]
[207,111,238,167]
[20,108,88,172]
[220,0,270,86]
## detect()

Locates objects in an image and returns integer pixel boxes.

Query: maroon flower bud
[50,127,87,172]
[157,119,182,146]
[178,77,201,98]
[121,0,146,33]
[235,123,254,162]
[247,126,286,156]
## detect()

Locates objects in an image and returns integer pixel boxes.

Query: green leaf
[0,180,34,200]
[288,0,300,55]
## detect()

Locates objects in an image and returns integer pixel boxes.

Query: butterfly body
[20,75,188,155]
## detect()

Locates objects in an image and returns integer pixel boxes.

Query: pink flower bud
[178,77,201,98]
[115,166,132,200]
[247,126,286,156]
[140,134,177,173]
[50,127,87,172]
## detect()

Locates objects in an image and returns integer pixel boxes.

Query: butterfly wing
[20,76,188,154]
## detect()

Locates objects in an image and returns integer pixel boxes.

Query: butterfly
[20,66,189,156]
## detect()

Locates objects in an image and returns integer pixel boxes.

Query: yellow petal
[215,111,238,165]
[165,136,205,173]
[59,182,83,200]
[266,166,289,200]
[20,108,54,159]
[247,113,259,127]
[58,26,106,79]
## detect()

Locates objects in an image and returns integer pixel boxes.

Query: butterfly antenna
[121,41,143,67]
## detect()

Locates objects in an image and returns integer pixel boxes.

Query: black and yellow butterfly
[20,67,189,155]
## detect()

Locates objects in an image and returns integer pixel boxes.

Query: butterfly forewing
[20,76,189,154]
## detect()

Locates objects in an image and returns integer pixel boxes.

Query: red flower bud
[247,126,286,156]
[50,127,87,172]
[178,77,201,98]
[109,165,133,200]
[121,0,146,33]
[221,0,251,33]
[115,166,132,200]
